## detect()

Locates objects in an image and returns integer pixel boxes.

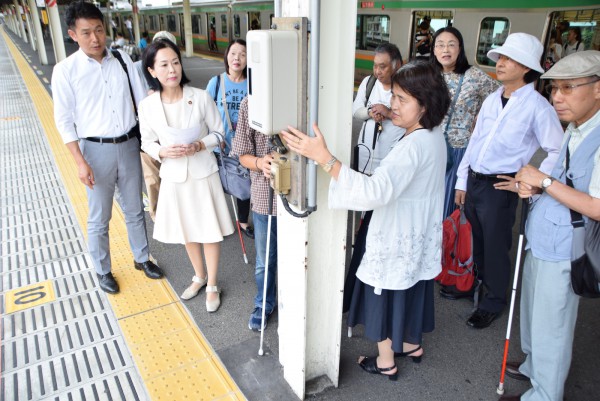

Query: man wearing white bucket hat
[500,50,600,401]
[454,33,563,329]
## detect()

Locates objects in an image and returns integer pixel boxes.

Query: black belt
[468,168,516,182]
[83,128,137,144]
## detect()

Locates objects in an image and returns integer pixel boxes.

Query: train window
[166,15,177,32]
[234,14,241,38]
[249,11,261,30]
[476,17,510,67]
[192,15,201,35]
[221,15,228,36]
[148,15,158,32]
[356,15,390,50]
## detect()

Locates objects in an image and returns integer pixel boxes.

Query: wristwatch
[322,156,338,173]
[541,176,555,191]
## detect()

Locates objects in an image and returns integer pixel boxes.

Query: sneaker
[248,307,272,331]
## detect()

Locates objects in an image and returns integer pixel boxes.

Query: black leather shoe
[97,273,119,294]
[466,308,499,329]
[505,361,529,381]
[440,285,475,300]
[134,260,164,279]
[241,226,254,239]
[498,394,521,401]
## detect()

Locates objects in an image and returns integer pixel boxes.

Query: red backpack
[436,208,476,291]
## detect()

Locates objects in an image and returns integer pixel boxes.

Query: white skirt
[153,172,234,244]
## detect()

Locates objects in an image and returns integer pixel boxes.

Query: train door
[220,13,229,45]
[207,14,217,51]
[191,13,202,51]
[233,13,243,38]
[178,13,185,46]
[544,8,600,67]
[409,10,454,60]
[249,11,261,31]
[165,13,177,43]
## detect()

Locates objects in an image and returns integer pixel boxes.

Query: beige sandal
[205,285,221,312]
[180,275,207,300]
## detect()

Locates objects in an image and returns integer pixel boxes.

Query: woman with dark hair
[430,27,500,218]
[282,61,450,379]
[205,39,254,238]
[139,39,234,312]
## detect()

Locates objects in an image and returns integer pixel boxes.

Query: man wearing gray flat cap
[500,51,600,401]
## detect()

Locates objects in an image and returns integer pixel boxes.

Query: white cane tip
[244,255,248,264]
[258,349,264,356]
[496,387,504,395]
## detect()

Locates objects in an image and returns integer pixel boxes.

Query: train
[70,1,600,83]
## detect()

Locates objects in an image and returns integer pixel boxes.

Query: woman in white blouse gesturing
[139,40,234,313]
[282,61,450,380]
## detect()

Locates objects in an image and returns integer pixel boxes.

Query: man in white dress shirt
[454,33,563,329]
[52,2,163,294]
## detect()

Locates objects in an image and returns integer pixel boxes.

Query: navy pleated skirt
[344,211,435,353]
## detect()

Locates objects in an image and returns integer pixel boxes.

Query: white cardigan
[329,127,446,292]
[139,85,224,183]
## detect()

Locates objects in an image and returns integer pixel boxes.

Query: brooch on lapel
[188,100,192,105]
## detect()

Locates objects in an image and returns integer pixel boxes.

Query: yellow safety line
[2,30,244,401]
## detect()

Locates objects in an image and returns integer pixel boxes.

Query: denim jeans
[253,212,277,313]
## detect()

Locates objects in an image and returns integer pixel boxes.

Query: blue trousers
[252,212,277,313]
[80,138,149,275]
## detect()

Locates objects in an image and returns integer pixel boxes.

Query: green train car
[106,0,599,83]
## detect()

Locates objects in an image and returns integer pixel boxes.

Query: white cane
[497,198,529,395]
[259,185,274,356]
[230,195,249,264]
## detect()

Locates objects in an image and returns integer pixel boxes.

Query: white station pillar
[131,1,140,47]
[22,1,36,50]
[27,0,48,64]
[45,0,65,62]
[182,0,193,57]
[276,0,357,399]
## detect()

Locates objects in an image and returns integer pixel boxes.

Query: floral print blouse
[442,67,500,149]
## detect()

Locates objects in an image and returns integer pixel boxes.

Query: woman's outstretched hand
[281,123,332,166]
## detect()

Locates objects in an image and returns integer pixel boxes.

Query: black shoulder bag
[565,147,600,298]
[111,50,141,144]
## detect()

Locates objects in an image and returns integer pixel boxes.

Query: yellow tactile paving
[2,30,244,401]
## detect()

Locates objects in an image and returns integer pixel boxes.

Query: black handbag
[214,133,251,201]
[565,148,600,298]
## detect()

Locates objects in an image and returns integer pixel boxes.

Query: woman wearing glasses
[430,27,500,218]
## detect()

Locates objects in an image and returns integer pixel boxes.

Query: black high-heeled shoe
[358,356,398,381]
[394,345,423,363]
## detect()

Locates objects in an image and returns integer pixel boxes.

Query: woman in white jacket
[139,39,234,312]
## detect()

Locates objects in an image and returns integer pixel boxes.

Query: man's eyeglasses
[545,78,600,95]
[434,42,458,50]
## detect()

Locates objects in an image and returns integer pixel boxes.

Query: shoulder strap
[576,41,581,51]
[111,50,138,116]
[213,74,221,103]
[443,74,465,138]
[565,147,585,227]
[364,75,377,107]
[221,74,233,133]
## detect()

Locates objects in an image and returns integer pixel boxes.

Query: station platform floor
[2,23,600,401]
